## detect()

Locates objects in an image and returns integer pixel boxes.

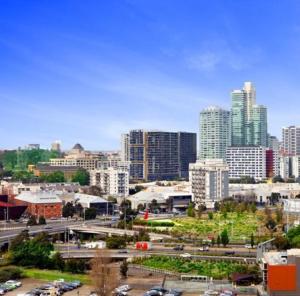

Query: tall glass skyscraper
[199,106,230,160]
[231,82,267,147]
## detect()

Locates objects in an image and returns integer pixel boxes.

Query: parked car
[118,249,128,254]
[144,290,163,296]
[150,286,168,294]
[244,244,252,249]
[6,280,22,288]
[180,253,192,258]
[115,285,131,293]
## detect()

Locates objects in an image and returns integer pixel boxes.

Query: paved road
[0,219,111,243]
[58,248,256,263]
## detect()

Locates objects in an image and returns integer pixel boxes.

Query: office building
[226,146,267,180]
[199,106,230,160]
[189,159,229,208]
[252,105,268,146]
[90,167,129,197]
[268,135,280,176]
[125,130,196,181]
[231,82,267,147]
[282,126,300,156]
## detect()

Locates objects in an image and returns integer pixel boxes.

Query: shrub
[0,267,23,282]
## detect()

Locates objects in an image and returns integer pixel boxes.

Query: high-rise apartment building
[231,82,267,147]
[199,106,230,160]
[282,126,300,156]
[90,167,129,197]
[120,133,129,162]
[124,130,196,181]
[189,159,229,209]
[226,146,267,180]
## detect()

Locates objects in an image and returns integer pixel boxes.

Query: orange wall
[268,264,296,291]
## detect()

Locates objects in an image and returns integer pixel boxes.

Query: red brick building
[14,191,62,219]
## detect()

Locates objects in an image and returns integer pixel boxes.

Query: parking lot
[4,278,92,296]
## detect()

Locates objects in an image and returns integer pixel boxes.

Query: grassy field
[170,212,266,241]
[21,268,91,284]
[133,256,258,280]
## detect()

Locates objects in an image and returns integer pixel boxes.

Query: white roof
[74,193,108,204]
[16,191,62,204]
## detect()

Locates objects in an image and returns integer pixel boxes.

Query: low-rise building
[14,191,62,219]
[260,249,300,296]
[72,193,113,215]
[128,186,192,212]
[33,164,81,181]
[189,159,229,208]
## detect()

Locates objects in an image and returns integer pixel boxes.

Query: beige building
[189,159,229,209]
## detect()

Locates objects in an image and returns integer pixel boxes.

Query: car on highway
[173,245,184,251]
[224,251,235,255]
[117,249,128,254]
[180,253,192,258]
[43,225,53,230]
[198,246,209,252]
[245,244,255,249]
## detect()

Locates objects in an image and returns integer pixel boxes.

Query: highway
[58,247,256,263]
[0,219,111,244]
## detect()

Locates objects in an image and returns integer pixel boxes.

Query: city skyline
[2,1,300,149]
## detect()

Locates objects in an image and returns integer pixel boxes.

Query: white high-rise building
[226,146,267,180]
[282,126,300,156]
[121,133,130,162]
[243,81,256,122]
[90,167,129,197]
[199,106,230,160]
[189,159,229,209]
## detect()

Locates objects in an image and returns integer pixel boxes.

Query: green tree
[42,171,65,183]
[221,229,229,247]
[51,252,65,271]
[10,230,29,251]
[27,215,37,226]
[120,260,128,278]
[250,233,255,248]
[106,236,127,249]
[72,169,90,185]
[149,199,160,213]
[217,235,221,247]
[186,202,195,217]
[38,216,46,225]
[84,207,97,220]
[62,202,76,218]
[10,232,54,268]
[273,236,290,250]
[208,212,214,220]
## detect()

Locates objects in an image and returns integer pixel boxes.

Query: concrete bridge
[69,225,171,241]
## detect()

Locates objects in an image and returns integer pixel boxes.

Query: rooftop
[15,191,62,204]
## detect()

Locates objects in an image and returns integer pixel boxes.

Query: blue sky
[1,0,300,150]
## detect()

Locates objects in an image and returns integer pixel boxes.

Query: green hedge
[0,267,23,282]
[134,220,175,227]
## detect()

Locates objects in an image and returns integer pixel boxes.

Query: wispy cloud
[184,40,262,72]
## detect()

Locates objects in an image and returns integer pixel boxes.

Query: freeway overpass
[0,219,112,244]
[69,225,171,241]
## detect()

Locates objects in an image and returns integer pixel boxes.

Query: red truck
[135,241,152,251]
